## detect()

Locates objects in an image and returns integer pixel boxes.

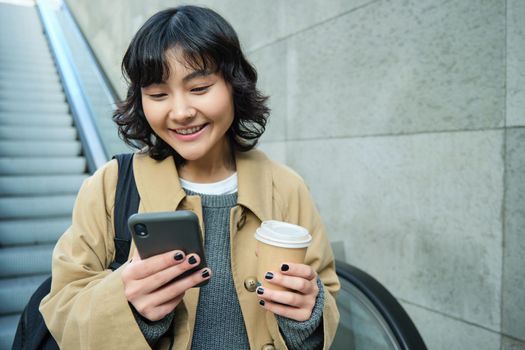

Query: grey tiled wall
[66,0,525,348]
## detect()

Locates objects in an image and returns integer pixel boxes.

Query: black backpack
[12,154,140,350]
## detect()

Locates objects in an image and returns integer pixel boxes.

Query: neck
[178,141,236,183]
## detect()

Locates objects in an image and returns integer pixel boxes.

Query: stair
[0,3,89,349]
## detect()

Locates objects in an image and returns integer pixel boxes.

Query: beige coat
[40,149,340,349]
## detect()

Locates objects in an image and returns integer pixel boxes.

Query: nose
[169,94,196,123]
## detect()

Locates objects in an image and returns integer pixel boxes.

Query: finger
[131,267,210,316]
[256,286,305,308]
[264,271,316,294]
[153,267,212,305]
[141,292,185,322]
[138,253,202,293]
[131,250,190,279]
[279,263,316,281]
[258,299,312,322]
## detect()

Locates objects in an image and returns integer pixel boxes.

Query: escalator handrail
[36,0,109,172]
[335,260,427,350]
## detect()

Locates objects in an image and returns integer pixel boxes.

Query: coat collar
[132,149,273,221]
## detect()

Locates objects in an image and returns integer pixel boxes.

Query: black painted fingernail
[259,300,265,306]
[202,269,210,278]
[281,264,289,272]
[256,281,262,287]
[257,287,264,295]
[174,252,184,261]
[188,255,197,265]
[265,272,274,280]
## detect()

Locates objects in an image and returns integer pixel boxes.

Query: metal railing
[36,0,129,172]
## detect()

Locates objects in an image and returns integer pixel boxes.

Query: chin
[173,150,204,162]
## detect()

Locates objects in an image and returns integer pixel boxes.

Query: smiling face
[141,50,235,173]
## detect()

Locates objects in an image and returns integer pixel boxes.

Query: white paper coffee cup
[255,221,312,291]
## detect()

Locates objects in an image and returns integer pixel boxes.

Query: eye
[191,85,212,93]
[148,93,167,99]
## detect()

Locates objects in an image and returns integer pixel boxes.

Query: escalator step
[0,44,49,55]
[0,194,76,219]
[0,80,63,94]
[0,126,77,141]
[0,112,72,127]
[0,314,19,350]
[0,90,65,103]
[0,157,86,175]
[0,274,48,314]
[0,48,51,58]
[0,58,55,73]
[0,70,59,83]
[0,244,54,278]
[0,64,57,76]
[0,101,69,114]
[0,141,81,157]
[0,42,51,51]
[0,217,70,246]
[0,174,86,196]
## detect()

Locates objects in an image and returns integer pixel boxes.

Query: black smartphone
[128,210,209,287]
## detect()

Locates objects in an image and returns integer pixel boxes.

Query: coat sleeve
[39,161,152,350]
[267,169,341,350]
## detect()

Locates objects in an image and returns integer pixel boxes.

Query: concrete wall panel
[402,302,501,350]
[502,128,525,341]
[188,0,374,52]
[186,0,283,52]
[280,0,374,44]
[257,142,287,165]
[507,0,525,126]
[286,0,505,140]
[503,337,525,350]
[287,130,504,330]
[248,41,288,142]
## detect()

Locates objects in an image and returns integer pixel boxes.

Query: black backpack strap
[109,153,140,271]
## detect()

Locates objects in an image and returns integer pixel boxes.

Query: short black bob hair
[113,6,269,163]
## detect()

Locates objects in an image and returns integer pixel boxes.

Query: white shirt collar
[179,173,238,195]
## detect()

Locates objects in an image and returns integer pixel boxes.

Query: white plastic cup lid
[255,220,312,248]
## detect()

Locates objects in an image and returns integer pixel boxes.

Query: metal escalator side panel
[36,0,108,172]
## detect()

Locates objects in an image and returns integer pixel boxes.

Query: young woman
[40,6,340,350]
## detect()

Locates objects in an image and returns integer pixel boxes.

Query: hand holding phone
[120,210,211,321]
[128,210,208,286]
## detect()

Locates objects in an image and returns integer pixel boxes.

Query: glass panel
[332,278,399,350]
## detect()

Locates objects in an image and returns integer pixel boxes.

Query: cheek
[205,87,234,125]
[141,97,163,128]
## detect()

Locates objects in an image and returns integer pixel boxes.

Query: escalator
[0,3,88,348]
[332,261,427,349]
[0,1,427,349]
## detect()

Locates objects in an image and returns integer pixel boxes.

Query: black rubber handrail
[335,260,427,350]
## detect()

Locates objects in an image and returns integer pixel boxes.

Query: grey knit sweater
[133,191,325,349]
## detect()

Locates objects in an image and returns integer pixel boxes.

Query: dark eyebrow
[182,69,214,83]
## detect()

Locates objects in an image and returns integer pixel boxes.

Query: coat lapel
[132,153,186,213]
[235,149,273,222]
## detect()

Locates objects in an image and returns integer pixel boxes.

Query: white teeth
[176,126,203,135]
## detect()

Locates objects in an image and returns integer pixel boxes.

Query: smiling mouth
[173,124,207,135]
